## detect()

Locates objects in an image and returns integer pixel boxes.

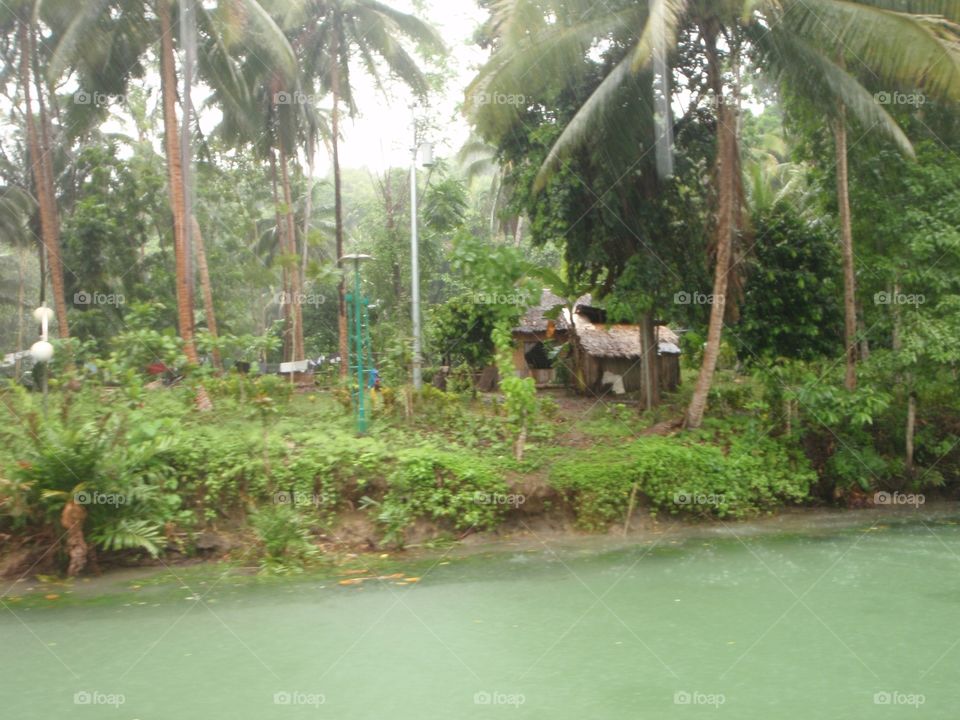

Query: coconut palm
[49,0,297,364]
[5,2,71,339]
[750,0,960,391]
[468,0,960,427]
[456,135,522,241]
[211,44,324,362]
[287,0,443,376]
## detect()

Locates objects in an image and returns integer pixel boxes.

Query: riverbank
[2,379,952,582]
[5,502,956,608]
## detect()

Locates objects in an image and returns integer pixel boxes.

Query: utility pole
[180,0,196,306]
[409,119,433,390]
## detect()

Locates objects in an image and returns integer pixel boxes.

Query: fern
[89,519,163,558]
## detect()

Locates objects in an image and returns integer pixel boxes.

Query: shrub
[251,504,319,574]
[551,434,815,529]
[377,447,509,545]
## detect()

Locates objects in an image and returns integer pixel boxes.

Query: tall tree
[157,0,197,362]
[469,0,960,426]
[16,5,69,338]
[49,0,297,360]
[752,0,960,391]
[290,0,443,376]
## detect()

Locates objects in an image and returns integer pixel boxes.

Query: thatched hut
[512,290,571,386]
[569,302,681,394]
[512,291,681,394]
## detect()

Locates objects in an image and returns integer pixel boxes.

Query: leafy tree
[469,0,960,427]
[735,202,843,361]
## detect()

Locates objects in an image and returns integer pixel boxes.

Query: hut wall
[658,355,681,391]
[512,330,568,384]
[586,355,680,394]
[594,357,643,392]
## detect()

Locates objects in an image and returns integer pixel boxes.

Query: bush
[251,504,319,574]
[551,434,815,529]
[376,447,509,545]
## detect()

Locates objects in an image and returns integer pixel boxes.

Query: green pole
[353,260,366,434]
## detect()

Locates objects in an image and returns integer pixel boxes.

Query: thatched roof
[515,289,681,357]
[570,309,681,359]
[515,289,572,334]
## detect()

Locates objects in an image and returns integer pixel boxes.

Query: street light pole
[409,124,423,391]
[342,253,373,435]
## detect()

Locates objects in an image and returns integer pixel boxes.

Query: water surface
[2,511,958,718]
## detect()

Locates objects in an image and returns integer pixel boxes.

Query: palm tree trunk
[513,214,524,247]
[834,102,857,391]
[19,18,69,339]
[331,38,348,377]
[302,140,315,283]
[158,0,198,364]
[685,27,738,429]
[61,500,87,577]
[191,215,222,372]
[278,143,305,361]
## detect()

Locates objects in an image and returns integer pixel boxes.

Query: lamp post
[30,305,54,417]
[409,117,434,391]
[341,253,372,435]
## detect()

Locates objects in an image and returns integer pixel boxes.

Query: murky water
[3,512,959,718]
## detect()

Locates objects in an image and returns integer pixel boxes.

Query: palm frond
[227,0,299,84]
[751,24,915,156]
[532,51,639,191]
[780,0,960,100]
[358,0,445,52]
[46,0,112,81]
[89,518,163,557]
[631,0,688,71]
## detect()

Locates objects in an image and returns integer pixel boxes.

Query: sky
[326,0,487,175]
[72,0,487,177]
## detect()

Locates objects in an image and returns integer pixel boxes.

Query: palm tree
[456,135,522,241]
[13,3,70,339]
[212,54,315,362]
[49,0,297,363]
[288,0,443,376]
[468,0,960,427]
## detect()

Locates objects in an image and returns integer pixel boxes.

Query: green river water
[2,511,959,718]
